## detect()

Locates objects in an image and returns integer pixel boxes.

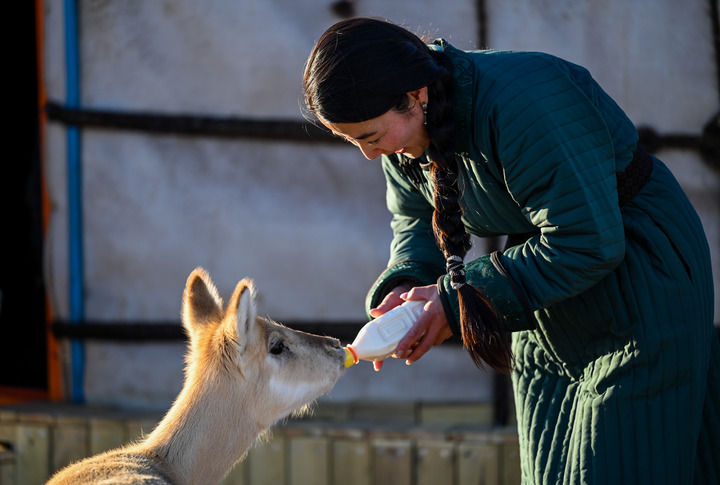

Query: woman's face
[320,88,429,160]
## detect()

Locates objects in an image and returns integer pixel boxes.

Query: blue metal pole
[64,0,85,403]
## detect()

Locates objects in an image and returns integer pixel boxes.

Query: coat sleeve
[440,54,627,329]
[364,155,445,317]
[494,57,626,310]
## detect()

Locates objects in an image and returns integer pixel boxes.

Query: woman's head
[319,87,429,159]
[303,18,445,124]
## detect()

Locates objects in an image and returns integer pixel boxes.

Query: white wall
[42,0,718,409]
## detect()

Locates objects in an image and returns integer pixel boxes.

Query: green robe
[365,40,719,484]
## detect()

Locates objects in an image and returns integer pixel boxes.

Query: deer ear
[182,267,223,337]
[225,278,258,348]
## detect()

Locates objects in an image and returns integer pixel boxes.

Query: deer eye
[269,338,285,355]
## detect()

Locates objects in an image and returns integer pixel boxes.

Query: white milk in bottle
[344,300,425,366]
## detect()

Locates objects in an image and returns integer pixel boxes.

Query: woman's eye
[269,340,285,355]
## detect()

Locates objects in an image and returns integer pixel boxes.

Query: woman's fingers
[395,314,430,357]
[405,336,438,364]
[402,285,435,301]
[369,298,394,318]
[394,285,449,363]
[370,285,409,317]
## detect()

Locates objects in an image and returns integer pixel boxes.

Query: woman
[303,18,718,484]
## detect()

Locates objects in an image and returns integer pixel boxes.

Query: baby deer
[48,268,346,484]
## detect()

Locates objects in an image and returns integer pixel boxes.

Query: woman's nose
[359,144,380,160]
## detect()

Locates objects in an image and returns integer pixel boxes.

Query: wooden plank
[0,411,17,426]
[419,403,493,426]
[500,437,521,485]
[372,439,412,485]
[298,402,350,422]
[89,418,125,454]
[248,435,286,485]
[0,444,16,485]
[289,436,328,485]
[0,421,15,447]
[457,441,500,485]
[0,416,15,485]
[16,423,50,485]
[124,418,159,444]
[332,439,370,485]
[51,416,88,475]
[350,402,417,425]
[416,440,454,485]
[220,456,248,485]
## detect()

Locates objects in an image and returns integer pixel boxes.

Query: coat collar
[430,39,474,156]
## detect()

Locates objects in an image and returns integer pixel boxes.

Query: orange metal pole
[36,0,64,402]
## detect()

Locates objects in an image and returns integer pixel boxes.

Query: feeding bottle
[344,300,425,367]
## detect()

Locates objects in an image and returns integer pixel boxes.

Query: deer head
[180,268,346,427]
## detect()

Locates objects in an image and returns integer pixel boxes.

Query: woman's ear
[407,86,429,105]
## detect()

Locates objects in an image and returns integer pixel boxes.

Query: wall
[42,0,719,409]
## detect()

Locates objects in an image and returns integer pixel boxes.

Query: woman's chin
[400,148,422,158]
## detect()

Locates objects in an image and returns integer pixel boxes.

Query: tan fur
[47,268,346,485]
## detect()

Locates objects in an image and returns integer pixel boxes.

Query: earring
[421,102,428,126]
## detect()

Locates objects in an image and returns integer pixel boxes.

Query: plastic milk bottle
[343,300,425,367]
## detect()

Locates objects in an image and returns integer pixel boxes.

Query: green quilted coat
[365,40,719,484]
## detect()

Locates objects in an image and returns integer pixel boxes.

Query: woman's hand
[368,284,451,371]
[369,284,412,371]
[393,285,452,365]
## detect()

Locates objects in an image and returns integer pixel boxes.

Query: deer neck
[142,374,261,485]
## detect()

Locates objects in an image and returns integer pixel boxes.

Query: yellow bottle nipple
[344,347,358,368]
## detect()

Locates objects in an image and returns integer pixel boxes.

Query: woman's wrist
[436,275,460,336]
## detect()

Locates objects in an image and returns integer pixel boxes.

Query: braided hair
[424,51,512,372]
[303,18,512,371]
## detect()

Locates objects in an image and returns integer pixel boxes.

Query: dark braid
[425,51,512,372]
[424,52,470,256]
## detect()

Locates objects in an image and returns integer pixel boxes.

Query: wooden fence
[0,402,520,485]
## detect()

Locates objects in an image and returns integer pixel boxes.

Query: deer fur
[47,268,346,485]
